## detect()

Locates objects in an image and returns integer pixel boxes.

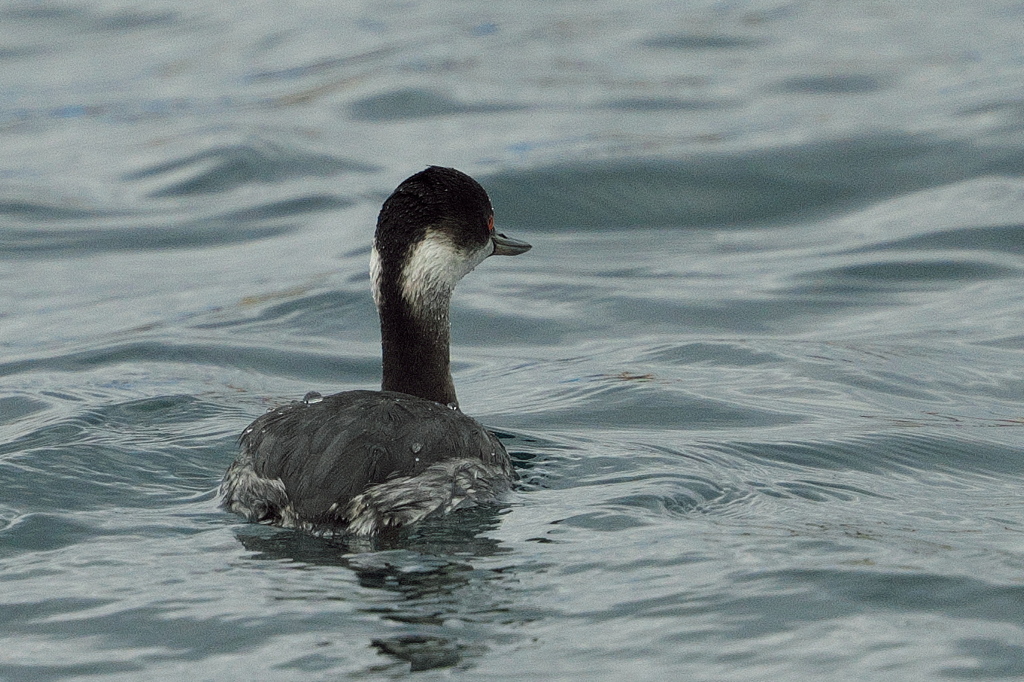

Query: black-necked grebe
[220,166,531,535]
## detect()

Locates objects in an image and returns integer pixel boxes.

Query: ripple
[603,97,736,112]
[713,431,1024,478]
[0,192,356,257]
[768,479,887,503]
[508,374,801,430]
[0,396,49,427]
[484,134,1024,229]
[605,477,756,518]
[816,258,1018,283]
[0,4,179,31]
[218,194,353,221]
[0,393,237,516]
[0,4,90,22]
[639,341,785,368]
[349,88,526,121]
[745,569,1024,625]
[0,198,115,221]
[776,74,887,94]
[794,258,1020,296]
[0,218,297,258]
[844,223,1024,256]
[193,288,373,337]
[0,513,97,554]
[0,341,380,386]
[641,33,766,50]
[126,142,375,197]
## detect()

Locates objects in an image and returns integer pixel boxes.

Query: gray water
[2,1,1024,680]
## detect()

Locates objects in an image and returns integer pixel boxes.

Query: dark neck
[378,289,458,408]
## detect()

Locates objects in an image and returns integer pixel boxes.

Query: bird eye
[487,215,494,233]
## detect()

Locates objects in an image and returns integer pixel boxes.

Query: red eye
[487,215,495,233]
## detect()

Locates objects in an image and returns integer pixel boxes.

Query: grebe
[220,166,531,536]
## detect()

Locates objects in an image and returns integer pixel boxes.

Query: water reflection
[232,506,515,672]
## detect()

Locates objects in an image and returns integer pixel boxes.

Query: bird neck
[378,294,458,408]
[372,243,459,408]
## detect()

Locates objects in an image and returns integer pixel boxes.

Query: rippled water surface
[2,1,1024,680]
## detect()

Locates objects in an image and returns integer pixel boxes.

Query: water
[2,1,1023,679]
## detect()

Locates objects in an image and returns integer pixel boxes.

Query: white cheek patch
[399,233,490,314]
[369,246,383,309]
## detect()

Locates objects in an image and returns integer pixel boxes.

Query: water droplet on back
[411,442,423,454]
[303,391,323,404]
